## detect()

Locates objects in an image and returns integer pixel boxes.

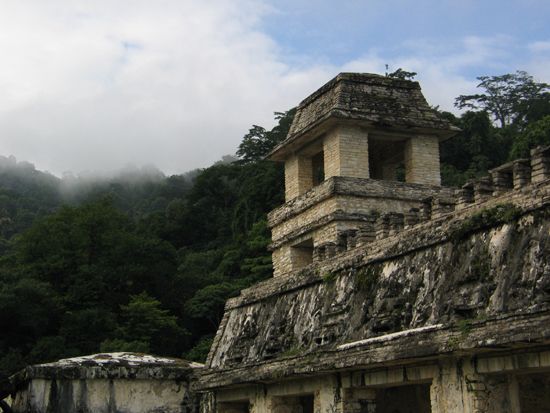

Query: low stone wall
[268,176,453,229]
[4,353,202,413]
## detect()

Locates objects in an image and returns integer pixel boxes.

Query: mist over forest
[0,71,549,380]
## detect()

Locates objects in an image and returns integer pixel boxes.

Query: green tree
[184,336,213,363]
[184,282,241,329]
[102,292,188,355]
[236,109,296,162]
[455,71,550,128]
[385,66,417,80]
[510,115,550,159]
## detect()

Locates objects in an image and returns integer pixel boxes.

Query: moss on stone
[471,249,491,282]
[356,264,381,293]
[451,203,522,242]
[322,272,337,284]
[279,346,301,359]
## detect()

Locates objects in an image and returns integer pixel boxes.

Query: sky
[0,0,549,176]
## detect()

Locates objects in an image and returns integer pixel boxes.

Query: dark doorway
[312,151,325,186]
[375,384,431,413]
[518,373,550,412]
[368,137,406,182]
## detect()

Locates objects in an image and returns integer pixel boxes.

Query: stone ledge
[195,311,550,391]
[269,211,373,250]
[268,176,453,228]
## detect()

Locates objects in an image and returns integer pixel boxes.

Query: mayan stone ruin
[3,72,550,412]
[196,73,550,413]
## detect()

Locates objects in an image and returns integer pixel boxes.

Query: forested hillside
[0,72,548,379]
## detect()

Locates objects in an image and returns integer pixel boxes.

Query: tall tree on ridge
[455,71,550,129]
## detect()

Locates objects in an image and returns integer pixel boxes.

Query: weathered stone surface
[5,353,202,413]
[198,140,550,412]
[269,176,455,276]
[269,73,458,162]
[201,74,550,413]
[207,198,550,374]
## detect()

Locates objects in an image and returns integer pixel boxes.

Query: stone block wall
[11,378,192,413]
[272,145,550,276]
[404,135,441,185]
[207,176,550,370]
[323,126,370,180]
[284,155,313,201]
[199,145,550,411]
[269,177,454,277]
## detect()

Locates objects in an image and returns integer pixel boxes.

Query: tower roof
[269,72,459,161]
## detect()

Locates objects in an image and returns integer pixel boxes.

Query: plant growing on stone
[451,203,522,242]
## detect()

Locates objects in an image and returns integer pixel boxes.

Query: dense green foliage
[0,73,548,379]
[0,111,290,378]
[442,72,550,185]
[455,71,549,128]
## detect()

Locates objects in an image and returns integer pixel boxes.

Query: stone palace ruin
[3,73,550,413]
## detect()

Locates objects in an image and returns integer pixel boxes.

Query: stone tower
[267,73,459,276]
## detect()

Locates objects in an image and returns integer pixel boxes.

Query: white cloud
[0,0,330,175]
[529,40,550,53]
[339,35,549,113]
[0,1,548,176]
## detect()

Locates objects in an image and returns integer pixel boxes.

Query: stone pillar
[347,230,358,250]
[324,242,336,258]
[404,135,441,185]
[375,214,390,239]
[431,197,455,219]
[456,182,474,210]
[473,177,493,203]
[490,168,513,195]
[323,126,369,180]
[507,375,521,413]
[512,160,531,190]
[335,234,346,254]
[430,359,474,413]
[272,246,289,278]
[404,208,420,228]
[285,155,313,201]
[201,392,216,413]
[430,357,517,413]
[420,198,432,221]
[530,145,550,183]
[312,246,324,263]
[317,381,341,413]
[356,223,375,246]
[388,213,404,236]
[339,230,357,251]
